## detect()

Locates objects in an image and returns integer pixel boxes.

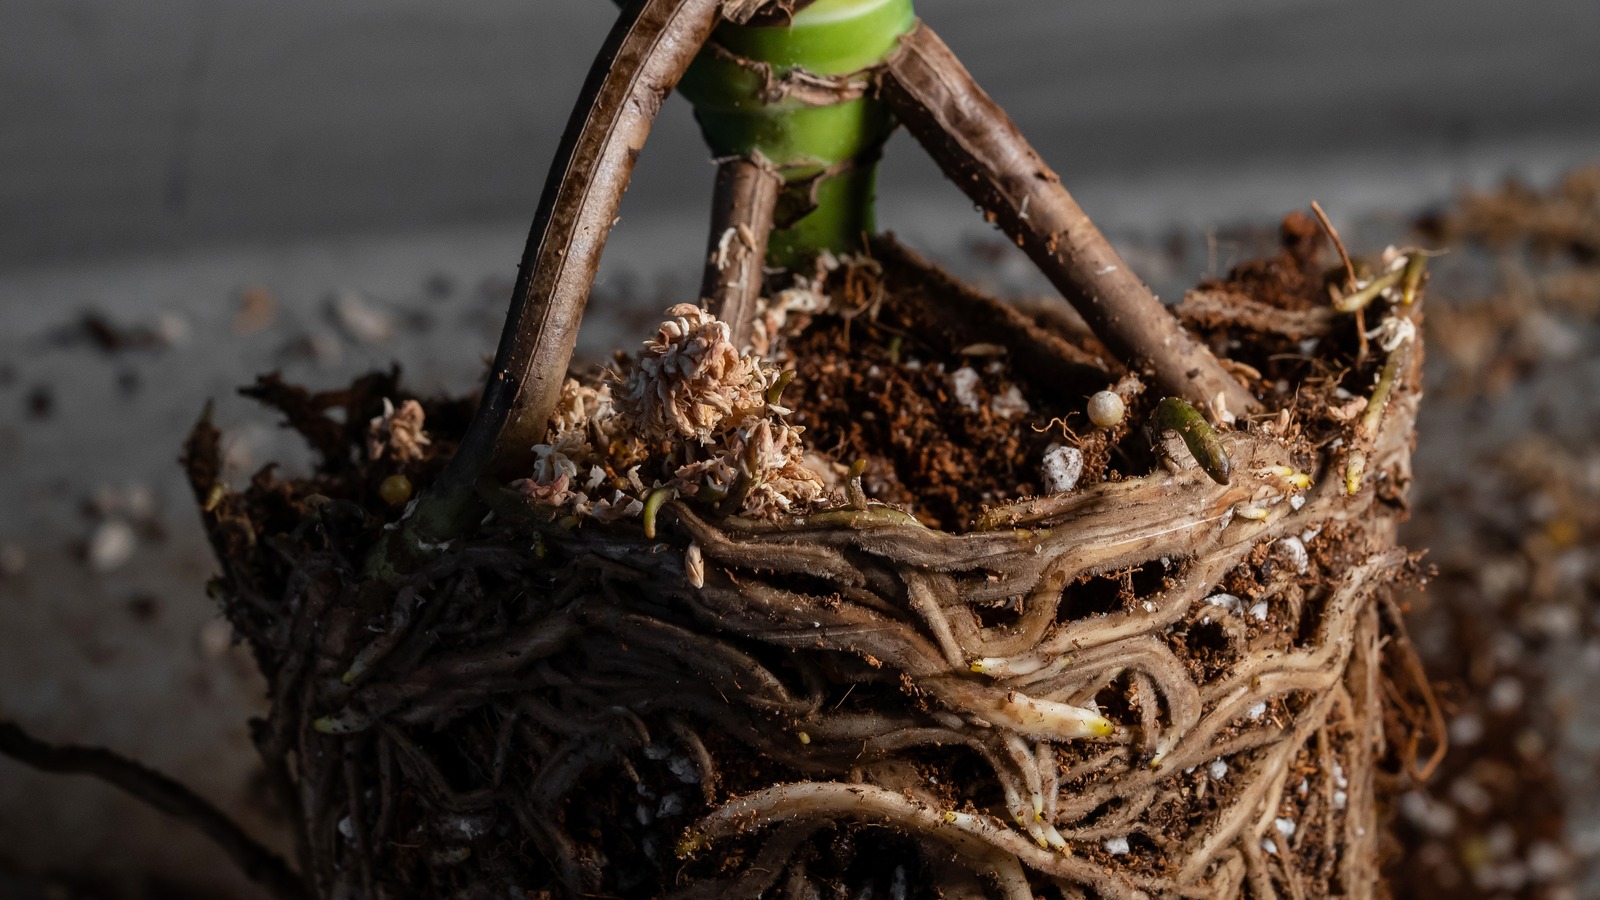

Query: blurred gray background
[6,0,1599,266]
[1,1,1597,897]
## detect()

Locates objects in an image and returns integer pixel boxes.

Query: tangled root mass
[189,226,1429,899]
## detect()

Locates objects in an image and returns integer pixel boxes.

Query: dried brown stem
[0,720,309,900]
[446,0,721,489]
[721,0,818,25]
[703,155,782,348]
[878,24,1258,420]
[1310,201,1356,288]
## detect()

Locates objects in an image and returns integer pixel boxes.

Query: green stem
[677,0,916,267]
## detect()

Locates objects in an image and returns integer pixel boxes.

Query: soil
[781,242,1107,530]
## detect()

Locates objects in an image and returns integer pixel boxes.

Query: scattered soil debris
[233,285,278,336]
[1386,164,1600,899]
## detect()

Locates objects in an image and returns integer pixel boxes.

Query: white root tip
[995,691,1114,739]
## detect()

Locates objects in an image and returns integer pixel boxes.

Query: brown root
[0,721,309,900]
[178,204,1427,898]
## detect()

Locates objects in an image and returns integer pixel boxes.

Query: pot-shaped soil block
[186,213,1430,897]
[173,2,1438,898]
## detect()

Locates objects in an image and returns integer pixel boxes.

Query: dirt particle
[0,543,25,578]
[233,285,278,336]
[423,272,456,299]
[330,291,395,344]
[197,619,235,660]
[57,311,167,353]
[26,384,54,420]
[116,367,141,398]
[125,593,160,622]
[86,519,136,572]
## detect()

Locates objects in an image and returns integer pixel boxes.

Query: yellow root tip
[676,831,707,858]
[1345,452,1367,495]
[202,483,226,513]
[1236,504,1270,521]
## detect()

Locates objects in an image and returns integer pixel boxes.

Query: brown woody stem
[0,720,309,900]
[879,24,1258,420]
[453,0,721,488]
[385,0,723,556]
[703,155,782,348]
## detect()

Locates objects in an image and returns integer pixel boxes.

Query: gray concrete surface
[1,1,1598,896]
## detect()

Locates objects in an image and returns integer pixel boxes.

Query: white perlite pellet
[1087,390,1126,428]
[1205,593,1242,614]
[949,367,981,412]
[991,385,1031,418]
[1041,444,1085,494]
[87,519,136,572]
[1274,536,1310,574]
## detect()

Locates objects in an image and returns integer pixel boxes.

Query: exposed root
[186,230,1425,897]
[0,721,309,900]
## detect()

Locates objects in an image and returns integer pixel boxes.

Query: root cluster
[187,236,1427,899]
